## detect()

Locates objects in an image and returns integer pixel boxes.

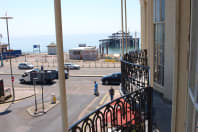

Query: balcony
[69,50,153,132]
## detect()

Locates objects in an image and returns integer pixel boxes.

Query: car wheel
[105,80,109,85]
[20,80,25,84]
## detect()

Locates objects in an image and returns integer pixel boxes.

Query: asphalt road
[0,75,120,132]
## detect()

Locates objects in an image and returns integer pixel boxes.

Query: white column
[171,0,190,131]
[54,0,68,132]
[139,0,147,50]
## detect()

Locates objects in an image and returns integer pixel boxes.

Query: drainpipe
[54,0,68,132]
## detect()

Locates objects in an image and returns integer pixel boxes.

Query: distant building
[99,31,139,56]
[78,44,86,47]
[69,46,98,60]
[0,44,8,53]
[47,43,56,55]
[0,43,21,59]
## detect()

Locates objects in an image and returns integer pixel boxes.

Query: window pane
[188,7,198,97]
[187,0,198,131]
[153,0,156,22]
[153,0,165,86]
[156,0,161,22]
[161,0,165,21]
[154,23,165,86]
[153,0,165,22]
[195,111,198,132]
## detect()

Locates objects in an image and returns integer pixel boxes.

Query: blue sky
[0,0,140,52]
[0,0,140,37]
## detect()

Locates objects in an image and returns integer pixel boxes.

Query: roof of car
[25,68,39,73]
[112,72,121,75]
[19,62,32,65]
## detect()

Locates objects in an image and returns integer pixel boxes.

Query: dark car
[53,70,69,79]
[101,72,121,85]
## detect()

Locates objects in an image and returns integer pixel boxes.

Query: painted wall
[48,47,56,55]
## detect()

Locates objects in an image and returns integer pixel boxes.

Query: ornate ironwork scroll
[69,87,152,132]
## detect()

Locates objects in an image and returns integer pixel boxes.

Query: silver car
[64,63,80,70]
[18,63,34,69]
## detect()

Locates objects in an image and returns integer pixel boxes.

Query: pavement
[14,88,39,101]
[0,87,39,113]
[0,103,12,114]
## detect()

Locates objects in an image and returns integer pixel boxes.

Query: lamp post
[0,13,15,102]
[33,78,38,114]
[41,66,45,113]
[124,0,128,53]
[121,0,124,57]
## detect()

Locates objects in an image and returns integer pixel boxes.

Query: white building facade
[140,0,198,131]
[47,43,57,55]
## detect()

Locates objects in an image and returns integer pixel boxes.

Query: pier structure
[99,31,139,57]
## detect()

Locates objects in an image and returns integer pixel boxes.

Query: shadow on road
[20,81,57,86]
[0,110,12,115]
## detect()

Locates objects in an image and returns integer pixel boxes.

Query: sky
[0,0,140,52]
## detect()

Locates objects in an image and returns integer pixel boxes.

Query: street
[0,68,120,132]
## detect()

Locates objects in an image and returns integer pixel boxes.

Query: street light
[0,13,15,102]
[121,0,124,57]
[121,0,128,56]
[124,0,128,53]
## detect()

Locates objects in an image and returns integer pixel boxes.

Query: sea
[1,33,140,54]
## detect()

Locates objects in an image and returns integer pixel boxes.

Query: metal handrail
[69,87,152,132]
[120,59,150,70]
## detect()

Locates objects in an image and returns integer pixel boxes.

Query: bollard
[51,93,56,104]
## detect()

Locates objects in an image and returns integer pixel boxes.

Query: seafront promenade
[3,53,121,73]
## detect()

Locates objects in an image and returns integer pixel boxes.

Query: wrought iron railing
[121,50,149,94]
[125,50,148,66]
[69,87,152,132]
[69,50,152,132]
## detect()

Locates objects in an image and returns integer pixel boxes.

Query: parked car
[101,72,121,85]
[64,63,80,70]
[53,70,69,79]
[19,69,56,84]
[18,63,34,69]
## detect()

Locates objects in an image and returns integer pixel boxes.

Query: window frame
[186,0,198,131]
[153,0,165,86]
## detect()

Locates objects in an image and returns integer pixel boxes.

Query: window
[187,0,198,131]
[153,0,165,86]
[73,50,80,55]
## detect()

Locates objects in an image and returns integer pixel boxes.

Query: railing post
[147,87,153,132]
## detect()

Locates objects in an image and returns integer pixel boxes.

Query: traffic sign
[11,76,14,82]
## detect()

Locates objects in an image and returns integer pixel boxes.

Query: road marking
[99,92,109,106]
[78,97,98,120]
[78,93,110,120]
